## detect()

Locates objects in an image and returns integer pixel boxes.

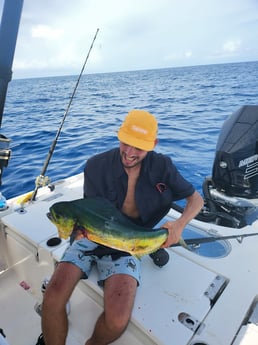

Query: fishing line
[31,28,100,201]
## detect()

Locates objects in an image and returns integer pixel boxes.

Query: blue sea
[1,61,258,200]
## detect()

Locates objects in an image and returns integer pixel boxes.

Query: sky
[1,0,258,79]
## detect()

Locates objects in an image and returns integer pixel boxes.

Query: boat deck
[1,173,258,345]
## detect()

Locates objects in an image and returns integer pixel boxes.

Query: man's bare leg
[42,262,82,345]
[85,274,137,345]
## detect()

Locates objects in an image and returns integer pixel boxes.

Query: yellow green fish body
[47,197,168,257]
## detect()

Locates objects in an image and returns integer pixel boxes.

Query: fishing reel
[35,174,55,192]
[35,175,51,188]
[149,248,169,267]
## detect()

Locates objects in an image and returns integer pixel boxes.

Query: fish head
[47,201,77,239]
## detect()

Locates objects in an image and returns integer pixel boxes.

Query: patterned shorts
[61,238,141,286]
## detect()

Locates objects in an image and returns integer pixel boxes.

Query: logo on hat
[131,125,148,135]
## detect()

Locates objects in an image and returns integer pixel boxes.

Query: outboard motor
[0,134,11,185]
[202,105,258,228]
[212,105,258,198]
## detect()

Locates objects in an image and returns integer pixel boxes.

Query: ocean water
[1,61,258,200]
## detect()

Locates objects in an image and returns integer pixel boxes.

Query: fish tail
[178,237,189,249]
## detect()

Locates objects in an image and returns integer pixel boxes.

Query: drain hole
[18,207,26,214]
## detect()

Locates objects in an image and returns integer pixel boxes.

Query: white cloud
[31,25,64,39]
[185,51,193,58]
[222,40,242,53]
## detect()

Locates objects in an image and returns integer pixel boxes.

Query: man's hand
[161,219,184,248]
[161,191,204,248]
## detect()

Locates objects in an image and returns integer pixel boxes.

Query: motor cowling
[212,105,258,199]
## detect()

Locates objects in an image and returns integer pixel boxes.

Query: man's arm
[161,191,204,248]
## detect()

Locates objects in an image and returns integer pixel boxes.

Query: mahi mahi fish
[47,197,168,257]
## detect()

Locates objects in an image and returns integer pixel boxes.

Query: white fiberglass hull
[0,173,258,345]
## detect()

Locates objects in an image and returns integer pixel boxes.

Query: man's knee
[104,309,131,335]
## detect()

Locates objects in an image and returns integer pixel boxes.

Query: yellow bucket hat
[117,110,158,151]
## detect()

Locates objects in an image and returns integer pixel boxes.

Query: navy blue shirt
[84,148,195,227]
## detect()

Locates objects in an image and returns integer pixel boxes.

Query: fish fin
[73,197,157,232]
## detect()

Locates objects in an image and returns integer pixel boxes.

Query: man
[42,109,203,345]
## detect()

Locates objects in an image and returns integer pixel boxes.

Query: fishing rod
[81,231,258,257]
[31,28,100,201]
[175,232,258,247]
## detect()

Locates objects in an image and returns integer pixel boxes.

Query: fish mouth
[47,212,53,221]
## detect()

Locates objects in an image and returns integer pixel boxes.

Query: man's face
[119,142,148,169]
